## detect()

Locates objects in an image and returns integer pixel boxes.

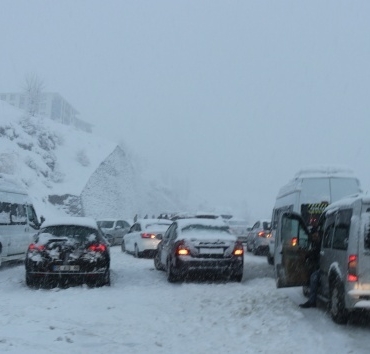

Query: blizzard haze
[1,1,370,220]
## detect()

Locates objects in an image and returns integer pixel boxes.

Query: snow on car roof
[136,218,173,229]
[42,217,99,230]
[176,218,228,230]
[294,166,357,179]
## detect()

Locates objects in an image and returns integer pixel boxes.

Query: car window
[169,224,177,240]
[123,221,130,228]
[39,225,99,244]
[163,224,175,242]
[99,221,114,228]
[262,222,271,230]
[116,220,124,228]
[253,222,259,229]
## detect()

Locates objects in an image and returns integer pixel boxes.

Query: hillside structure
[0,92,92,133]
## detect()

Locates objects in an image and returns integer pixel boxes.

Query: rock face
[81,146,137,219]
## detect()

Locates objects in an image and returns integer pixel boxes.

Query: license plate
[199,248,224,254]
[53,265,80,271]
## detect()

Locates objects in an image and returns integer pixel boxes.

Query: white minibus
[0,173,40,267]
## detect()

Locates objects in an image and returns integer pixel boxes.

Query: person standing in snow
[299,228,321,308]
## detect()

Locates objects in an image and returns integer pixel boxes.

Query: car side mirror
[156,234,163,240]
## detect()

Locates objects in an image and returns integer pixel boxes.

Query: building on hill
[0,92,92,133]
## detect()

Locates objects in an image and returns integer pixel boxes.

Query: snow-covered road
[0,247,369,353]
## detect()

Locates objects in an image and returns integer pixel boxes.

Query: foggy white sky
[1,1,370,221]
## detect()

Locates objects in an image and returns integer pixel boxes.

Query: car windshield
[262,222,271,230]
[39,225,99,244]
[98,221,114,228]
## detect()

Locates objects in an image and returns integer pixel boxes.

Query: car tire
[134,245,142,258]
[267,253,274,265]
[121,241,126,253]
[246,242,252,252]
[230,271,243,282]
[330,279,348,324]
[154,252,164,271]
[252,243,259,255]
[275,265,283,289]
[26,272,36,288]
[166,258,178,283]
[106,235,114,246]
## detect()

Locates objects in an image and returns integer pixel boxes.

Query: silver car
[246,219,271,255]
[97,219,131,246]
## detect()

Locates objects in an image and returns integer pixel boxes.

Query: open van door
[274,212,310,288]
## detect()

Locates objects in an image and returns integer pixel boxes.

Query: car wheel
[26,272,36,288]
[121,241,126,253]
[104,270,111,286]
[267,253,274,265]
[154,252,164,271]
[275,265,283,289]
[230,271,243,282]
[330,279,348,324]
[252,243,259,255]
[134,245,142,258]
[246,242,252,252]
[166,258,178,283]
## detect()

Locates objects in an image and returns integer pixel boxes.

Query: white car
[123,218,172,257]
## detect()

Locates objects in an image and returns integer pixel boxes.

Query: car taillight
[28,243,45,252]
[141,233,156,239]
[176,243,190,256]
[347,254,358,282]
[258,231,265,237]
[233,242,244,256]
[291,237,298,247]
[88,244,107,252]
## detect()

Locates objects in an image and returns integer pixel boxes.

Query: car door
[160,224,176,265]
[126,223,140,252]
[319,212,335,298]
[115,220,124,243]
[274,212,310,288]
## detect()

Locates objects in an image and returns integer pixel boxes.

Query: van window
[300,178,330,204]
[281,216,308,248]
[26,205,40,229]
[331,209,352,250]
[330,178,360,201]
[323,213,335,248]
[0,202,11,225]
[10,203,27,225]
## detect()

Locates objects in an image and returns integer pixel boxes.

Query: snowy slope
[0,101,183,220]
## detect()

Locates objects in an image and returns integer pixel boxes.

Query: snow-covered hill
[0,101,183,221]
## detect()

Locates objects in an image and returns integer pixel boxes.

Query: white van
[0,173,40,267]
[274,194,370,323]
[268,167,361,265]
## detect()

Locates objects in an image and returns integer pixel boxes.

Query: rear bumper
[174,256,243,275]
[140,238,160,251]
[348,289,370,309]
